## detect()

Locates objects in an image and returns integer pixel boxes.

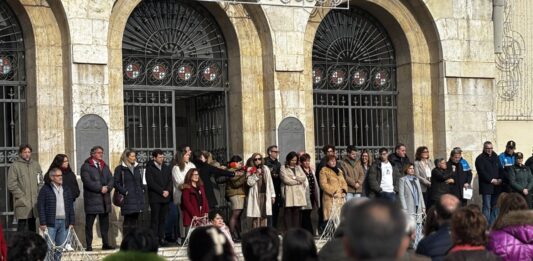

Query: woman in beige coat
[319,155,348,222]
[280,151,307,228]
[246,153,276,228]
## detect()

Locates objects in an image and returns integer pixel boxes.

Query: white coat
[246,165,276,218]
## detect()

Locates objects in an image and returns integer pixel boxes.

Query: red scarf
[449,244,485,253]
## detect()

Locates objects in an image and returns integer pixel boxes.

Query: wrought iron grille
[312,8,397,159]
[123,0,228,166]
[0,1,26,235]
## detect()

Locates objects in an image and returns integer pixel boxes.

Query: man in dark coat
[264,145,282,229]
[474,141,502,225]
[145,149,173,246]
[368,148,401,201]
[38,167,75,259]
[416,194,460,261]
[191,151,234,210]
[81,145,114,251]
[388,143,412,174]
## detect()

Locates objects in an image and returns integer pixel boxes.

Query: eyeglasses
[271,150,279,153]
[254,158,262,161]
[484,147,493,150]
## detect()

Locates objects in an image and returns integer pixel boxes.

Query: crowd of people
[3,139,533,260]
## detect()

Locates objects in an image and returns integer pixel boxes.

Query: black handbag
[113,171,125,207]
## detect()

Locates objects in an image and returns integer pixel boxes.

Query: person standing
[45,154,80,202]
[508,152,533,208]
[319,155,348,222]
[145,149,173,246]
[340,145,365,201]
[246,153,276,228]
[113,149,144,237]
[170,148,195,244]
[80,146,114,251]
[7,144,42,232]
[368,148,401,201]
[430,158,454,206]
[414,146,434,208]
[300,153,320,235]
[388,143,412,174]
[263,145,282,229]
[181,168,209,235]
[499,140,517,193]
[225,155,247,240]
[398,164,425,224]
[38,168,75,260]
[474,141,502,225]
[280,152,307,228]
[448,148,472,206]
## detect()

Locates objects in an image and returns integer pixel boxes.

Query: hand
[162,191,169,198]
[524,189,529,195]
[69,225,74,229]
[446,179,454,184]
[39,225,46,232]
[463,183,470,189]
[235,170,244,176]
[271,197,275,204]
[355,183,360,189]
[490,179,497,185]
[341,193,346,197]
[101,186,108,194]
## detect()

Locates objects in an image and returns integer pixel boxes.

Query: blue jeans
[379,191,396,202]
[346,192,362,201]
[482,194,499,225]
[47,219,68,260]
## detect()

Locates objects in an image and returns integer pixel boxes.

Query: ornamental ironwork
[123,0,228,165]
[197,0,349,9]
[312,8,397,159]
[0,1,26,236]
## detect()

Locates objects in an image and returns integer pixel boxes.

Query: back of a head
[492,193,528,230]
[242,227,280,261]
[7,232,47,261]
[450,207,488,246]
[282,228,317,261]
[120,227,159,253]
[344,199,406,260]
[436,194,460,222]
[188,226,235,261]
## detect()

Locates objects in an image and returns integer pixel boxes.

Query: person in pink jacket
[488,193,533,261]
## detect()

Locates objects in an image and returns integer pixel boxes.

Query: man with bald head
[416,194,460,261]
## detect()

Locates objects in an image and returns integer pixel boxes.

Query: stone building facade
[0,0,531,243]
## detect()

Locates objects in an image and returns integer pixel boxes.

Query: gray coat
[81,158,114,214]
[398,176,425,223]
[414,160,435,192]
[7,158,42,219]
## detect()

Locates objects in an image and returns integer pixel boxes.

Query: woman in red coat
[181,168,209,234]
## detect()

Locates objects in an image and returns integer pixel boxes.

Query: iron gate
[122,0,229,166]
[0,2,26,235]
[312,8,397,159]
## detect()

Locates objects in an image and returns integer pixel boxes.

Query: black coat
[145,160,173,203]
[80,158,114,214]
[264,157,282,203]
[192,160,234,209]
[525,156,533,171]
[367,161,401,197]
[447,160,471,200]
[37,183,75,228]
[416,224,453,261]
[475,152,501,195]
[388,153,412,173]
[114,163,144,215]
[430,168,453,201]
[62,169,80,200]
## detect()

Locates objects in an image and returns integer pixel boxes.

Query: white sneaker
[65,243,74,251]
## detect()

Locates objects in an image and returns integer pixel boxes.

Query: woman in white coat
[399,163,425,224]
[246,152,276,228]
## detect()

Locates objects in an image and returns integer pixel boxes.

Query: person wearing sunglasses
[246,153,276,228]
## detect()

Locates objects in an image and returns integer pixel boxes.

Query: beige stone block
[263,6,294,31]
[72,44,109,64]
[71,18,94,45]
[275,54,303,71]
[435,18,459,40]
[92,19,109,45]
[286,32,305,55]
[444,61,496,78]
[425,0,454,18]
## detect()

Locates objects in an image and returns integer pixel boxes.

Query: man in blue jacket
[499,140,516,192]
[38,167,75,260]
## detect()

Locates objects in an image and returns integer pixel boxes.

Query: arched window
[313,8,397,158]
[122,0,228,164]
[0,0,26,234]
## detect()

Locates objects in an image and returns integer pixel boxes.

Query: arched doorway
[0,1,26,234]
[312,8,397,158]
[122,0,229,165]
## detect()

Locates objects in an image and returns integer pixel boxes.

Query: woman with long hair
[246,153,276,228]
[181,168,209,235]
[414,146,435,208]
[45,154,80,201]
[225,155,247,240]
[113,149,144,237]
[300,153,320,235]
[280,151,307,228]
[358,149,373,197]
[171,147,195,243]
[488,193,532,261]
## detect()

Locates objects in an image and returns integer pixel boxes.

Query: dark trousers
[379,191,397,202]
[150,202,169,241]
[301,209,314,235]
[284,207,301,229]
[85,213,110,247]
[268,198,282,229]
[17,217,36,232]
[123,213,140,237]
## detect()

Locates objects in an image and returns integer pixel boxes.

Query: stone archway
[304,0,442,158]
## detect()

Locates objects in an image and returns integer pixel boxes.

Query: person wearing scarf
[399,163,425,236]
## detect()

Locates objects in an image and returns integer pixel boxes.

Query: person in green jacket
[7,144,43,232]
[508,152,533,208]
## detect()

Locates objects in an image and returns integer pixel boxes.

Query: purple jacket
[488,210,533,261]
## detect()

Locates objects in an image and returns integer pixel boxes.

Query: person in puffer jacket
[488,193,533,261]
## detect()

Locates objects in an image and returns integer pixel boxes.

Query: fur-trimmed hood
[500,210,533,227]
